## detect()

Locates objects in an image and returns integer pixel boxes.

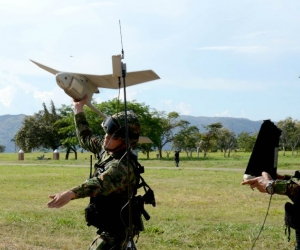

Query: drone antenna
[119,20,124,59]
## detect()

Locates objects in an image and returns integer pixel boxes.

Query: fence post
[53,149,59,160]
[18,149,24,160]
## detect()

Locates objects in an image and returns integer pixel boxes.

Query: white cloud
[215,110,230,117]
[176,102,191,115]
[239,109,247,119]
[173,77,266,92]
[0,85,15,106]
[196,45,268,54]
[155,100,191,115]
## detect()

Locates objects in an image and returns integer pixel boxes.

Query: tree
[200,123,223,157]
[15,101,62,152]
[0,144,6,152]
[217,128,237,157]
[15,115,42,152]
[55,104,79,160]
[151,111,183,159]
[11,138,17,152]
[277,117,300,156]
[136,114,161,159]
[39,101,62,150]
[237,131,257,152]
[173,120,200,158]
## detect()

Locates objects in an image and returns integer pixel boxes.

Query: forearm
[74,113,103,153]
[274,178,300,200]
[274,180,288,195]
[71,162,136,199]
[71,177,104,199]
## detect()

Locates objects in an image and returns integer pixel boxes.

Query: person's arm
[70,159,137,199]
[47,190,75,208]
[73,96,104,154]
[241,172,272,193]
[242,172,300,198]
[277,173,292,180]
[73,95,87,114]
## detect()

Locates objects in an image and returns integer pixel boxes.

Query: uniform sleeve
[70,160,137,199]
[274,178,300,200]
[74,112,103,154]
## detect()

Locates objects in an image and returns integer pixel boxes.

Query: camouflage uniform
[274,174,300,201]
[70,112,139,250]
[274,173,300,249]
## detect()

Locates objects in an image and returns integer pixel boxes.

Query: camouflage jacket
[70,112,137,199]
[274,172,300,202]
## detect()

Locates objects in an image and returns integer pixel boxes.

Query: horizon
[0,112,273,122]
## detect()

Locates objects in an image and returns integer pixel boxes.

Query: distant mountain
[0,114,266,153]
[179,115,264,135]
[0,114,26,153]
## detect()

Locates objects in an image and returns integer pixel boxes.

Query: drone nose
[56,72,72,89]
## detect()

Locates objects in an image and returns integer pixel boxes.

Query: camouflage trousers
[88,232,128,250]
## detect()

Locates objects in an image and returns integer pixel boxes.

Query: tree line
[11,99,300,159]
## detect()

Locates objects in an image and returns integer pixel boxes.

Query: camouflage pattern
[274,177,300,201]
[88,233,128,250]
[74,112,104,154]
[70,153,136,198]
[109,110,140,147]
[72,112,137,249]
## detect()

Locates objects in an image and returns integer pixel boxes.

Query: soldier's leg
[88,235,114,250]
[89,233,126,250]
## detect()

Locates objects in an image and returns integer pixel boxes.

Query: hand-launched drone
[30,56,160,119]
[30,55,159,144]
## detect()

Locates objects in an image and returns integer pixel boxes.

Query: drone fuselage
[56,72,99,101]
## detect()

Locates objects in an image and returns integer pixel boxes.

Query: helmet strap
[104,141,126,153]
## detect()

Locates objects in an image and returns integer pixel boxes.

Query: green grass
[0,151,300,249]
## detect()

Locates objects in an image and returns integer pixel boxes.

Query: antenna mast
[118,20,137,250]
[119,20,124,59]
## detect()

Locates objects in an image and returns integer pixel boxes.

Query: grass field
[1,151,300,249]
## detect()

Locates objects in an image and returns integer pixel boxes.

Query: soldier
[47,95,141,250]
[174,151,180,168]
[242,171,300,250]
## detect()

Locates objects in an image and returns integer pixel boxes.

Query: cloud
[0,85,15,106]
[156,100,191,115]
[214,109,248,119]
[176,102,191,115]
[33,86,74,107]
[214,110,230,117]
[195,45,268,54]
[171,77,266,92]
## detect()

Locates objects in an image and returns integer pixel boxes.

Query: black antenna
[119,20,137,250]
[119,20,124,59]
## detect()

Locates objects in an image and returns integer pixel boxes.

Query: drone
[31,55,160,143]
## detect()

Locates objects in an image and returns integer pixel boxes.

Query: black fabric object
[295,230,300,250]
[285,202,300,231]
[244,119,282,180]
[285,202,300,247]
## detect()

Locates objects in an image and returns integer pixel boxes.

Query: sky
[1,0,300,122]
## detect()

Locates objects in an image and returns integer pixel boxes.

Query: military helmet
[101,110,140,146]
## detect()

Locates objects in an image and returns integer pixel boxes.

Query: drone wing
[30,60,160,89]
[85,70,160,89]
[30,60,59,75]
[138,136,153,144]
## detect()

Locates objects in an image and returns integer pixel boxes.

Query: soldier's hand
[47,190,75,208]
[73,94,88,114]
[241,172,272,193]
